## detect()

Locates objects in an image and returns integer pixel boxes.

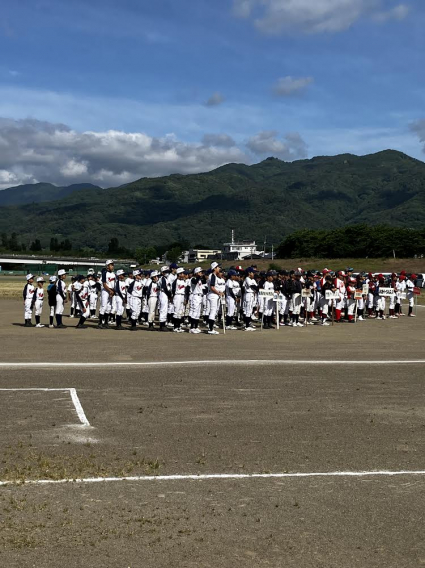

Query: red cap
[399,275,406,281]
[400,270,406,275]
[411,274,417,279]
[322,269,329,274]
[368,272,373,277]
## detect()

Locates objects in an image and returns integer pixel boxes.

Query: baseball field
[0,296,424,567]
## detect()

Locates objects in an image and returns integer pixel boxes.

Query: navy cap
[170,263,179,269]
[227,269,237,277]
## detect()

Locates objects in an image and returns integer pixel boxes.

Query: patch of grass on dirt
[1,442,163,483]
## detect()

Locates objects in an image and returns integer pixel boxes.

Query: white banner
[362,285,369,295]
[325,290,340,301]
[301,289,312,298]
[259,289,274,298]
[379,287,395,297]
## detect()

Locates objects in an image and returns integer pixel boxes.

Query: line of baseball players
[22,261,419,331]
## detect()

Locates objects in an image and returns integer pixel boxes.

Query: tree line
[276,225,425,258]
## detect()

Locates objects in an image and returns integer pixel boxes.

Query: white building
[188,249,222,263]
[222,231,262,260]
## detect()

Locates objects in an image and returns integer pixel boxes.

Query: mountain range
[0,182,101,207]
[0,149,424,249]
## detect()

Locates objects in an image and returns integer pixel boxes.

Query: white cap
[49,275,57,282]
[176,267,185,274]
[150,270,159,278]
[161,266,169,272]
[116,269,125,276]
[36,277,45,283]
[105,259,114,266]
[133,269,141,276]
[87,268,95,275]
[26,274,34,281]
[194,267,203,275]
[57,269,67,276]
[211,262,220,270]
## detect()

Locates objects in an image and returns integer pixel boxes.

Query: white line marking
[0,360,424,368]
[1,470,424,487]
[0,388,91,427]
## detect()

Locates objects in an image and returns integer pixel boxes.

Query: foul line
[1,470,424,487]
[0,388,90,427]
[0,359,424,369]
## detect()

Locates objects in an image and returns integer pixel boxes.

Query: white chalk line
[1,470,425,487]
[0,388,91,427]
[0,359,424,368]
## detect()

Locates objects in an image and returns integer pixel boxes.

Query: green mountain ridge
[0,182,102,207]
[0,149,424,249]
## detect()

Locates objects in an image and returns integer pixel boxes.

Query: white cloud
[246,130,308,160]
[0,118,248,190]
[272,76,314,97]
[205,92,225,107]
[409,119,425,154]
[202,133,237,147]
[233,0,410,34]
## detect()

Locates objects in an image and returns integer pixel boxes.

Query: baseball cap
[211,262,220,270]
[194,267,203,275]
[227,269,237,277]
[133,269,141,276]
[161,266,169,273]
[116,269,125,276]
[150,270,159,278]
[105,259,114,266]
[26,273,34,280]
[411,274,417,279]
[57,269,67,276]
[36,277,45,283]
[49,276,57,282]
[176,267,185,274]
[170,263,179,269]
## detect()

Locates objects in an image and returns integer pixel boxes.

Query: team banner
[379,287,395,297]
[325,290,340,301]
[301,289,312,298]
[259,289,275,298]
[354,290,363,300]
[362,284,369,295]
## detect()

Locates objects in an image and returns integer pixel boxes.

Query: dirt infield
[0,299,424,567]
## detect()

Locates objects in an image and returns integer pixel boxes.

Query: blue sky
[0,0,424,188]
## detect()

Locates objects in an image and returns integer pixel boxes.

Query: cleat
[297,322,304,327]
[321,321,330,326]
[35,323,45,328]
[208,330,219,335]
[48,324,55,328]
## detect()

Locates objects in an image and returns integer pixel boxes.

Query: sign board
[301,288,312,298]
[413,287,421,296]
[379,287,395,297]
[354,290,363,300]
[259,289,274,298]
[273,293,284,302]
[362,284,369,295]
[325,290,339,301]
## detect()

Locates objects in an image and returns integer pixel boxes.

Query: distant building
[188,249,222,263]
[222,231,262,260]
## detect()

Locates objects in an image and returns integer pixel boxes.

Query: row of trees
[277,225,425,258]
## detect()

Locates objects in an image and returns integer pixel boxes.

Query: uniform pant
[189,295,203,320]
[202,295,209,317]
[89,293,97,311]
[115,296,125,317]
[24,299,33,320]
[131,297,142,320]
[100,290,113,315]
[289,294,302,315]
[77,298,90,319]
[226,296,237,317]
[347,299,356,317]
[377,297,386,312]
[158,292,169,323]
[34,299,43,316]
[55,295,65,315]
[389,294,396,310]
[407,291,414,308]
[173,295,185,319]
[111,295,117,315]
[278,296,289,316]
[357,298,365,310]
[319,296,330,316]
[367,293,375,309]
[243,293,255,317]
[148,297,158,323]
[208,294,220,320]
[263,297,274,317]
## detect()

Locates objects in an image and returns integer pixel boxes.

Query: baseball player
[207,262,223,335]
[55,269,67,328]
[242,267,258,331]
[406,274,417,317]
[172,268,187,332]
[23,273,35,327]
[127,270,144,330]
[74,275,91,329]
[98,260,116,329]
[32,276,46,328]
[114,269,127,330]
[225,269,240,330]
[146,270,160,330]
[47,275,57,328]
[189,267,204,334]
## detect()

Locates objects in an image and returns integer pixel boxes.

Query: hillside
[0,150,424,249]
[0,182,102,206]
